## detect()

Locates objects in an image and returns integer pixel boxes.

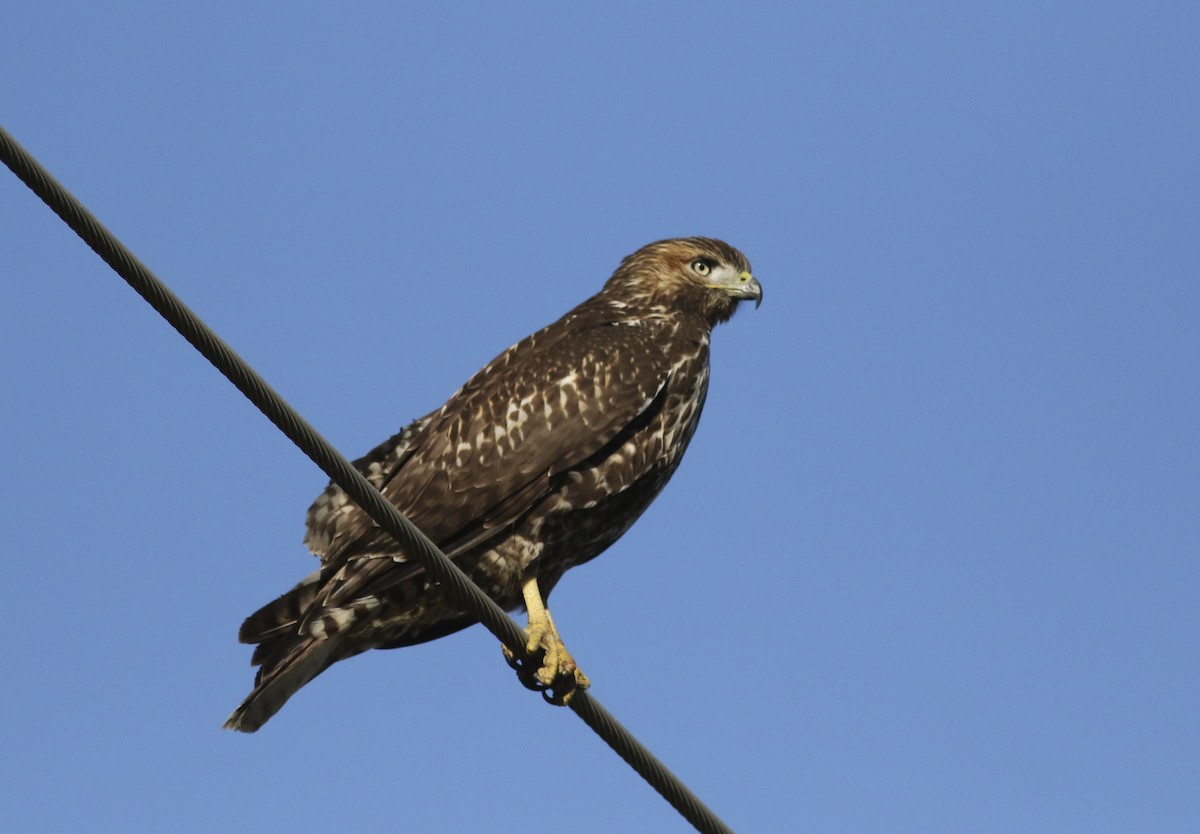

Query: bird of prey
[225,237,762,731]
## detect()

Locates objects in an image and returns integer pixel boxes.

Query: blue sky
[2,3,1197,832]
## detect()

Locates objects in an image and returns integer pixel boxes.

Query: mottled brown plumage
[225,237,761,731]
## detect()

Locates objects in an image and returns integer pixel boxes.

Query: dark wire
[1,123,736,834]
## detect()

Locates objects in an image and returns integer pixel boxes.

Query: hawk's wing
[303,319,671,603]
[303,414,433,557]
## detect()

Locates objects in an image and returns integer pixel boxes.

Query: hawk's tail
[225,569,353,733]
[223,634,342,732]
[226,564,468,731]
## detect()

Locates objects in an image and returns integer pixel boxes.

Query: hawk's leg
[502,575,590,704]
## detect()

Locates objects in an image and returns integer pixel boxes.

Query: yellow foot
[502,576,590,705]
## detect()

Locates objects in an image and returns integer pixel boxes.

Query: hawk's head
[605,237,762,325]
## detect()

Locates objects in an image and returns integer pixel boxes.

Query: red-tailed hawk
[226,237,761,731]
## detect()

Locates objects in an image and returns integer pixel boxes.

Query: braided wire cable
[1,123,736,834]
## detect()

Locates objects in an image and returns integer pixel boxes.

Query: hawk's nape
[225,237,762,732]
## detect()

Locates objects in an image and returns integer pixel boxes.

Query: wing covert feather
[316,321,671,564]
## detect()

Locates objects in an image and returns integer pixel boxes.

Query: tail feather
[226,569,340,733]
[228,561,461,731]
[224,635,342,732]
[238,569,326,644]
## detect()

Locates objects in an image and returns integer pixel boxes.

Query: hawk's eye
[690,258,714,277]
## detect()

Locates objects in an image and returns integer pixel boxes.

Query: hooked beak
[730,271,763,308]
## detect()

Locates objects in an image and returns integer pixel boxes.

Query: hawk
[225,237,762,731]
